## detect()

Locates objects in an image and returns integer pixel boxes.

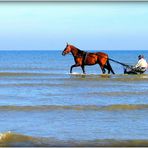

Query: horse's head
[62,43,72,56]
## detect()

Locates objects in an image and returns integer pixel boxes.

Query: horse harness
[81,51,89,64]
[74,51,88,64]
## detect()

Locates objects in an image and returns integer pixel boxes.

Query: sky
[0,2,148,50]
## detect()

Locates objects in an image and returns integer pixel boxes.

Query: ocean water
[0,50,148,146]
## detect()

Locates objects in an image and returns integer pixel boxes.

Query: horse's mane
[69,44,84,53]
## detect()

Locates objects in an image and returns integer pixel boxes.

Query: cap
[138,55,144,58]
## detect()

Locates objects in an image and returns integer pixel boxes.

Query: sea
[0,50,148,146]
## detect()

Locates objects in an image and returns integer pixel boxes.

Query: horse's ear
[66,42,68,46]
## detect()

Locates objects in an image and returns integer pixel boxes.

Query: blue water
[0,50,148,146]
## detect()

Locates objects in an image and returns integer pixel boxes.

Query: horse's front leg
[81,65,86,74]
[70,64,80,73]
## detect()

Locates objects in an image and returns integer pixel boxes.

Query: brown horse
[62,43,115,74]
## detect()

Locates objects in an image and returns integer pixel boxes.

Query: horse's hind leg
[103,65,109,74]
[98,64,106,74]
[100,65,106,74]
[106,60,115,74]
[102,68,106,74]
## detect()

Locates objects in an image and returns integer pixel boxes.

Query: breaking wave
[0,104,148,111]
[0,72,49,76]
[0,131,148,147]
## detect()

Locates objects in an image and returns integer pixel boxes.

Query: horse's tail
[107,59,115,74]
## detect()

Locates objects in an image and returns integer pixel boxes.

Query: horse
[62,43,115,74]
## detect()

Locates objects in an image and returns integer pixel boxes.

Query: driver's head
[138,55,144,59]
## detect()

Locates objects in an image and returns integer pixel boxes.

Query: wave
[87,91,148,96]
[0,83,70,87]
[0,131,148,147]
[0,131,51,147]
[0,72,148,80]
[0,72,50,76]
[69,73,148,82]
[0,104,148,111]
[0,67,66,71]
[0,72,70,78]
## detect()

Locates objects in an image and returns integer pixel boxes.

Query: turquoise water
[0,50,148,146]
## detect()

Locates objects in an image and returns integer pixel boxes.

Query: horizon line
[0,49,148,51]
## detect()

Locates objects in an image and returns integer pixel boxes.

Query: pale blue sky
[0,2,148,50]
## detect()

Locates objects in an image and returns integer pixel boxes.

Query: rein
[108,58,132,68]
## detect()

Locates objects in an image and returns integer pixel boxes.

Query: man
[124,55,148,74]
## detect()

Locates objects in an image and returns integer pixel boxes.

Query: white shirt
[135,58,148,68]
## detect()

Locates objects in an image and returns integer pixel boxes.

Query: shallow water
[0,50,148,146]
